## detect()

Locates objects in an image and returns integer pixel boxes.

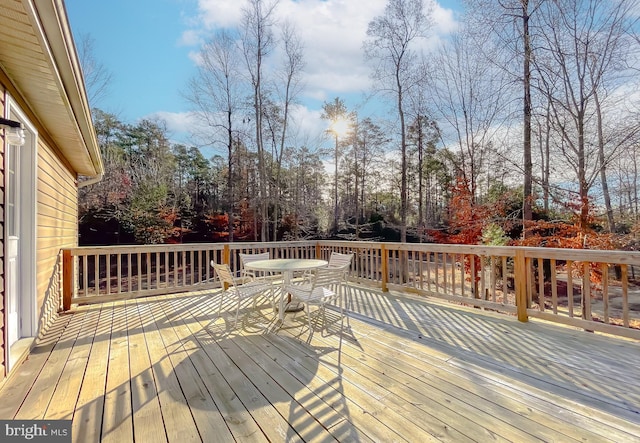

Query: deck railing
[62,241,640,340]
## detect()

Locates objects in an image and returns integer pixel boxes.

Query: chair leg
[269,286,276,311]
[342,287,348,315]
[234,298,241,327]
[218,291,224,318]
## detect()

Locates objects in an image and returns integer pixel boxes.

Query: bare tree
[464,0,547,233]
[533,100,552,212]
[428,30,509,201]
[285,144,326,239]
[407,113,439,240]
[321,97,349,235]
[185,29,245,241]
[534,0,638,235]
[587,0,640,232]
[76,33,113,109]
[271,21,305,240]
[364,0,432,243]
[335,113,389,239]
[241,0,279,241]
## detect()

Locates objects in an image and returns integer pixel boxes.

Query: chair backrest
[211,261,236,287]
[239,252,270,267]
[328,252,354,269]
[312,266,346,289]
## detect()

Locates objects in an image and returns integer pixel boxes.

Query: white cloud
[196,0,245,29]
[289,104,327,143]
[145,110,197,137]
[146,110,193,127]
[178,29,201,47]
[431,1,458,35]
[184,0,458,105]
[171,1,459,147]
[276,0,385,93]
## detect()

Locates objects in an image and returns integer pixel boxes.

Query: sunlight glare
[331,117,349,137]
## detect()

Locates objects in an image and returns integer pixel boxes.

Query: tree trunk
[227,111,234,242]
[522,0,533,232]
[594,89,616,232]
[398,79,407,244]
[578,112,589,238]
[354,127,360,240]
[334,133,339,235]
[417,116,424,242]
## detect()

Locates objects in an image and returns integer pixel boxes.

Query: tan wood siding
[36,138,77,335]
[37,213,77,232]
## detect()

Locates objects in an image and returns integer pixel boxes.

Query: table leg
[277,271,304,321]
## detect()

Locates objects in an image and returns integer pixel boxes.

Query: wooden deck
[0,284,639,442]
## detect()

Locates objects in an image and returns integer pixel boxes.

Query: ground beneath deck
[0,284,638,442]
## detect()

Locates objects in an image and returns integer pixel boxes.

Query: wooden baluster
[551,259,557,314]
[95,254,100,296]
[491,256,497,302]
[602,263,609,324]
[502,256,508,304]
[471,254,477,299]
[622,264,629,327]
[567,260,574,317]
[582,262,591,320]
[538,257,544,311]
[82,254,88,298]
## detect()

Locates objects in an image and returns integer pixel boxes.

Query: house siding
[0,0,101,383]
[36,139,78,336]
[0,83,80,380]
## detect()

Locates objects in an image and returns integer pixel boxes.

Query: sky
[65,0,461,156]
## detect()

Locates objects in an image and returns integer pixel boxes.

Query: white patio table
[245,258,328,321]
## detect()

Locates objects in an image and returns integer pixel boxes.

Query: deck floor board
[0,315,71,420]
[137,296,202,443]
[349,314,630,441]
[0,284,638,442]
[126,300,167,443]
[72,303,113,443]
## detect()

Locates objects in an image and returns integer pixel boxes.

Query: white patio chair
[327,252,354,310]
[327,251,354,269]
[211,261,275,327]
[283,264,349,334]
[302,251,354,280]
[238,251,272,283]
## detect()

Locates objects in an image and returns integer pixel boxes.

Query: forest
[78,0,640,252]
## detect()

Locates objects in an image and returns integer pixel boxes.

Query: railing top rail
[519,246,640,264]
[317,241,640,264]
[64,240,318,256]
[65,243,226,255]
[64,241,640,265]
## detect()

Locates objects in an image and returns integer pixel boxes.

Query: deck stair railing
[62,240,640,340]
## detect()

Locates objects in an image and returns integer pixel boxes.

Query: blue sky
[65,0,460,152]
[65,0,196,122]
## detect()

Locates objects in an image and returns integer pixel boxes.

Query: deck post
[381,244,389,292]
[515,249,528,322]
[223,244,230,265]
[222,244,231,290]
[315,242,322,260]
[62,249,72,311]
